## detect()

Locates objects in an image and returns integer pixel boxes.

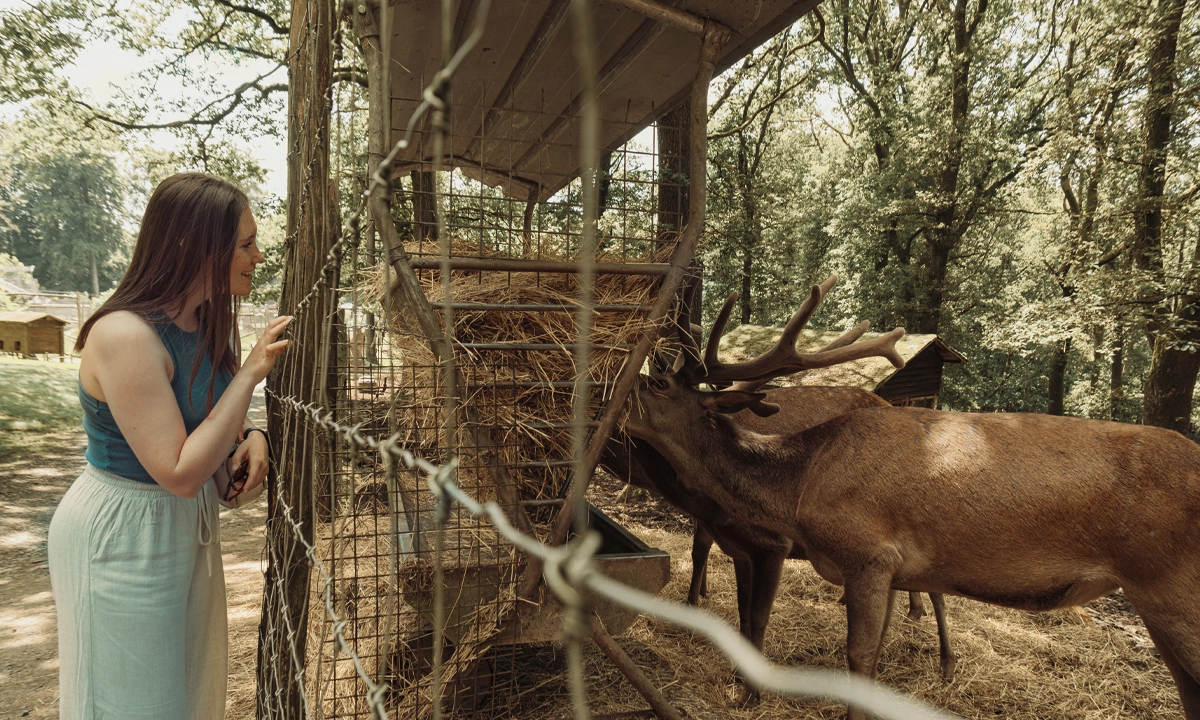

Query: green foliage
[248,210,286,305]
[695,0,1198,422]
[69,0,290,143]
[0,1,87,102]
[0,112,128,293]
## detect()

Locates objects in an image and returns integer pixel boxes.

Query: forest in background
[1,0,1197,430]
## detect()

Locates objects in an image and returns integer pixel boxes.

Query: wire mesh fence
[253,1,959,719]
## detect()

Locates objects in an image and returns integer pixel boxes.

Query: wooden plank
[404,254,671,275]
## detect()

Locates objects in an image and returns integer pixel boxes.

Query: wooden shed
[719,324,967,408]
[0,312,68,359]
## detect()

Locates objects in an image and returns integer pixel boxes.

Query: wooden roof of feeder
[387,0,821,201]
[718,324,967,392]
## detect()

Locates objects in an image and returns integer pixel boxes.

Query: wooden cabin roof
[388,0,820,200]
[0,312,69,325]
[717,324,966,391]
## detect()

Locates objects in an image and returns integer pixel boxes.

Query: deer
[600,383,958,700]
[622,277,1200,720]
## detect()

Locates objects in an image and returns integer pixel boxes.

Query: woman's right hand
[242,315,294,384]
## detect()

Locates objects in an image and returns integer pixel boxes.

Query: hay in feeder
[313,238,675,716]
[362,237,673,503]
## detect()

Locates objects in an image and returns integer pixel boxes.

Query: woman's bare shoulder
[88,311,161,349]
[81,312,172,400]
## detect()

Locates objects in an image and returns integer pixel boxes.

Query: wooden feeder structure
[265,1,824,717]
[720,325,968,408]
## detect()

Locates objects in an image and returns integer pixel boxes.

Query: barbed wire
[256,0,963,718]
[261,389,959,719]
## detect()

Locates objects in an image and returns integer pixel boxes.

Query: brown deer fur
[601,385,956,690]
[625,377,1200,719]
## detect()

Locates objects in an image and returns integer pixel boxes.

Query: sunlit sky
[1,1,833,205]
[1,0,289,198]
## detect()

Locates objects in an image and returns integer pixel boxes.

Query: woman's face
[230,209,265,297]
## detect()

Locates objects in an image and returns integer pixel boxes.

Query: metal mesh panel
[291,95,687,717]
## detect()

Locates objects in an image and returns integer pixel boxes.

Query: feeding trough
[398,503,670,646]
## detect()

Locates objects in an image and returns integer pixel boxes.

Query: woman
[48,173,292,719]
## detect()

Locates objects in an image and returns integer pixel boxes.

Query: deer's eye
[649,376,669,391]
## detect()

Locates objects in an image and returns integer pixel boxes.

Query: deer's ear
[746,400,781,417]
[703,391,770,415]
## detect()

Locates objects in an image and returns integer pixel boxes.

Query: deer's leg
[1127,588,1200,719]
[929,592,956,681]
[726,553,760,707]
[732,555,754,640]
[747,551,785,650]
[730,550,788,708]
[842,570,898,720]
[1142,620,1200,719]
[906,592,925,621]
[687,523,714,606]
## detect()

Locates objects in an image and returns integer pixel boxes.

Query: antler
[691,274,906,388]
[671,319,703,374]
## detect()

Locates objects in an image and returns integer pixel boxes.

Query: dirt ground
[0,379,1181,719]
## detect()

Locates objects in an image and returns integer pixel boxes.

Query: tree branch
[210,0,289,35]
[77,66,287,130]
[333,70,369,88]
[707,74,809,140]
[817,6,884,119]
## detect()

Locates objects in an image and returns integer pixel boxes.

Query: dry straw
[480,493,1180,719]
[363,237,672,502]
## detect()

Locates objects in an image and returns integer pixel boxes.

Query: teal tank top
[79,315,234,484]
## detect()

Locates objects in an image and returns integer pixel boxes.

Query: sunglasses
[223,459,251,501]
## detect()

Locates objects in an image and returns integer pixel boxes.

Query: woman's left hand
[229,430,269,496]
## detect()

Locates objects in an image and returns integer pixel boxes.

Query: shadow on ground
[0,381,269,719]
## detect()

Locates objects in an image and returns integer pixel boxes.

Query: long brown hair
[77,172,248,410]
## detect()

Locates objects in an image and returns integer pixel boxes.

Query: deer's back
[793,407,1200,587]
[736,385,888,434]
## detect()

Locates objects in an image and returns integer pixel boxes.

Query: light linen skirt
[48,464,227,720]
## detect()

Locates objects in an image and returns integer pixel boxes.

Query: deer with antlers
[601,358,957,704]
[601,390,957,706]
[623,277,1200,719]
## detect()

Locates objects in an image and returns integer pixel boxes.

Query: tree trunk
[1144,341,1200,434]
[1110,332,1124,420]
[256,0,334,713]
[916,0,974,335]
[410,169,438,242]
[597,151,613,216]
[656,97,691,240]
[89,252,99,297]
[740,247,752,324]
[1134,0,1191,430]
[1047,338,1070,415]
[364,219,377,365]
[916,241,952,334]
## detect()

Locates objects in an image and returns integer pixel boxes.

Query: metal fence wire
[253,1,959,719]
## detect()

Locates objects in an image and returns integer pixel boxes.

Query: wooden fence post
[256,0,336,715]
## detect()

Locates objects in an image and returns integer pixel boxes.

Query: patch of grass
[0,360,82,432]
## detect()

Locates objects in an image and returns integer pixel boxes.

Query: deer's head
[625,276,907,451]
